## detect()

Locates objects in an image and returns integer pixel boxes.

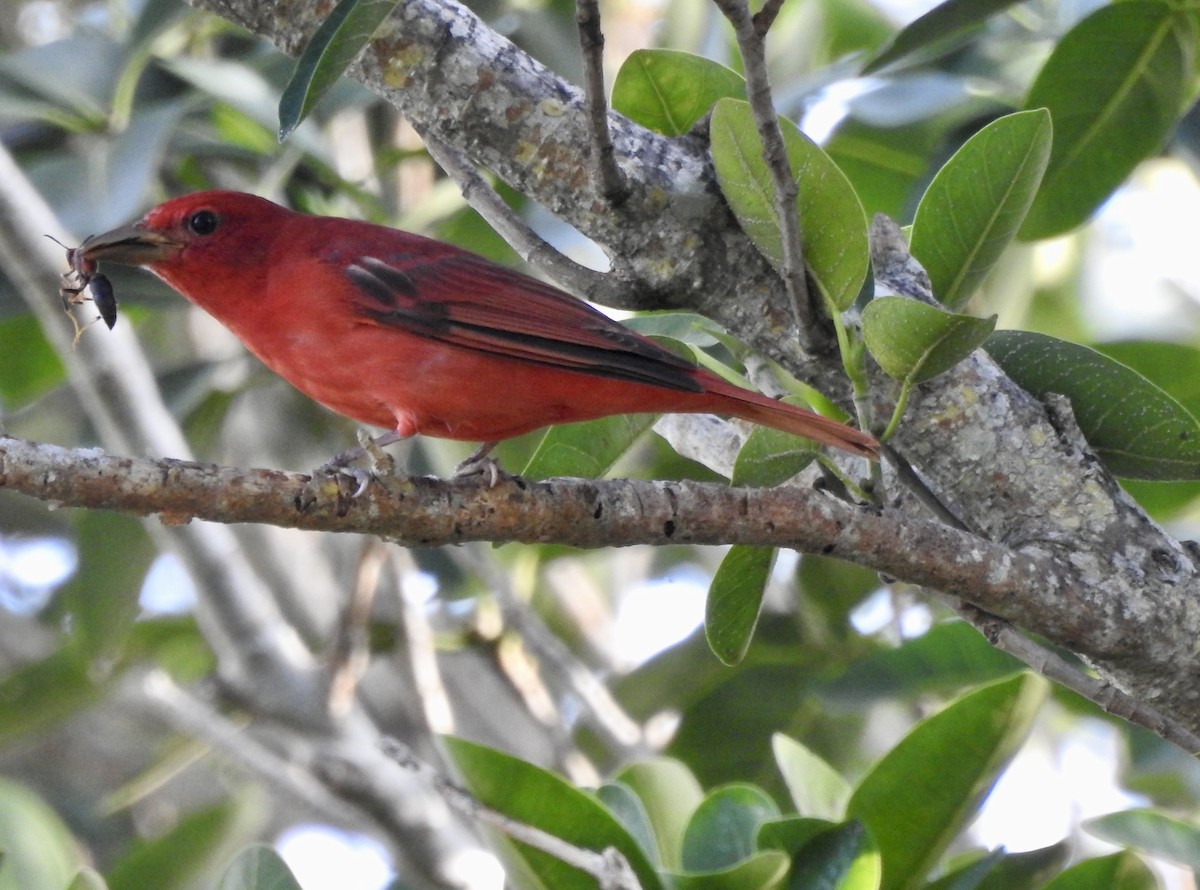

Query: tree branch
[713,0,816,345]
[574,0,629,206]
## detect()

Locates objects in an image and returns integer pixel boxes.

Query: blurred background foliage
[2,0,1200,888]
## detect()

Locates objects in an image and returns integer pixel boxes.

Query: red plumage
[77,191,877,459]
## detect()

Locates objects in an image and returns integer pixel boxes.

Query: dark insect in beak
[89,274,118,330]
[48,234,120,338]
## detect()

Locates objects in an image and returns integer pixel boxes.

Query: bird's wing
[344,251,704,393]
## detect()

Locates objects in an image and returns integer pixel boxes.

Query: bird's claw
[452,453,508,488]
[304,430,400,503]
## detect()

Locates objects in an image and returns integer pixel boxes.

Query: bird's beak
[77,224,182,267]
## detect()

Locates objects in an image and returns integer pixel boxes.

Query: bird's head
[78,191,290,300]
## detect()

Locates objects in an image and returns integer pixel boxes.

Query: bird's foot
[309,431,401,500]
[451,441,507,488]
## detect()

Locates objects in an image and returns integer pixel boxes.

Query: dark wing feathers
[345,252,704,393]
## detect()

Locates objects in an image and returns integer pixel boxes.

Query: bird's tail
[718,388,879,459]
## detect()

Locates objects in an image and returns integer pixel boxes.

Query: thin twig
[391,548,457,735]
[958,605,1200,755]
[713,0,815,347]
[457,545,646,758]
[418,127,623,305]
[132,668,371,827]
[326,539,389,718]
[575,0,629,206]
[382,738,643,890]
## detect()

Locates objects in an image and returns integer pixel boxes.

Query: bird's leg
[452,441,506,487]
[314,430,404,497]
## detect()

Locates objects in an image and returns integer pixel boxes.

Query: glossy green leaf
[521,413,658,479]
[986,330,1200,479]
[863,0,1026,73]
[1099,341,1200,514]
[926,842,1068,890]
[667,852,790,890]
[681,784,780,872]
[278,0,401,140]
[772,734,851,821]
[1020,3,1194,239]
[614,759,705,871]
[760,819,881,890]
[443,737,663,890]
[862,298,996,384]
[910,110,1051,308]
[705,546,775,666]
[623,312,723,348]
[1085,809,1200,870]
[0,780,84,890]
[612,50,744,136]
[732,420,821,487]
[216,844,304,890]
[106,801,240,890]
[821,621,1023,705]
[710,98,869,311]
[595,784,658,867]
[1040,851,1155,890]
[847,673,1048,890]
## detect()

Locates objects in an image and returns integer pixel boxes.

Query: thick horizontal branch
[2,435,1076,633]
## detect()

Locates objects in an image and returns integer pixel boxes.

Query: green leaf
[732,420,821,487]
[705,546,776,666]
[612,50,744,136]
[0,780,84,890]
[926,842,1068,890]
[66,869,110,890]
[0,648,104,744]
[710,98,869,311]
[55,512,155,659]
[521,414,658,479]
[667,852,790,890]
[863,0,1026,73]
[862,298,996,384]
[986,330,1200,479]
[216,844,304,890]
[623,312,723,348]
[614,759,705,871]
[106,801,240,890]
[680,785,780,872]
[1019,3,1194,239]
[772,734,851,821]
[759,819,881,890]
[1085,809,1200,870]
[826,118,941,219]
[278,0,401,140]
[595,784,658,867]
[1098,341,1200,513]
[821,621,1023,705]
[1039,851,1156,890]
[443,737,664,890]
[910,109,1052,308]
[847,673,1048,890]
[0,314,64,409]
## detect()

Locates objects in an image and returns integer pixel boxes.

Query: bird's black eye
[187,210,219,236]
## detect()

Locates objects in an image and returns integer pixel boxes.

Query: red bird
[74,191,877,462]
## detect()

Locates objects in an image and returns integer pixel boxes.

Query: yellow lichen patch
[514,141,539,165]
[538,99,566,117]
[382,44,429,87]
